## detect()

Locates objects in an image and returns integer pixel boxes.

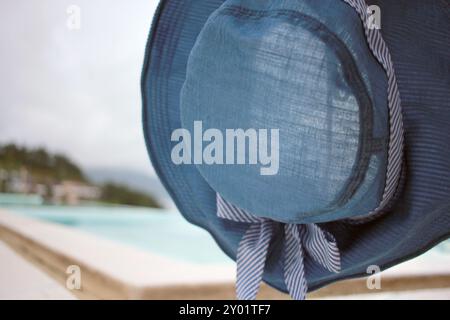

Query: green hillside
[0,143,160,208]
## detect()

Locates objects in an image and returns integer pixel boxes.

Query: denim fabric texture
[142,0,450,293]
[180,1,389,223]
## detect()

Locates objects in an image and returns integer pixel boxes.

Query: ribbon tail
[302,224,341,273]
[236,221,273,300]
[284,225,308,300]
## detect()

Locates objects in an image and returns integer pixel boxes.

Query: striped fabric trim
[217,194,341,300]
[342,0,405,222]
[215,0,404,300]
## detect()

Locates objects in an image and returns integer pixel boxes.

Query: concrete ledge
[0,209,287,299]
[0,241,75,300]
[0,208,449,299]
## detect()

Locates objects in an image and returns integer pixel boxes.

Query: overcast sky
[0,0,159,174]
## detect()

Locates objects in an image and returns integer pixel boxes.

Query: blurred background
[0,0,238,300]
[0,0,449,300]
[0,0,169,207]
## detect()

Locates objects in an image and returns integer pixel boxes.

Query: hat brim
[142,0,450,293]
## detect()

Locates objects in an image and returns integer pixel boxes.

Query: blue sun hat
[142,0,450,299]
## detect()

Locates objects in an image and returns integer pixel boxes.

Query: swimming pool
[3,204,449,267]
[3,205,233,265]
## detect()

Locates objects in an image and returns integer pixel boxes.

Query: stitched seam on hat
[342,0,405,223]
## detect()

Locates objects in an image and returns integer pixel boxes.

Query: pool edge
[1,208,449,299]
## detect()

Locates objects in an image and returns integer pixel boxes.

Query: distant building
[52,181,101,205]
[0,168,101,205]
[2,168,32,194]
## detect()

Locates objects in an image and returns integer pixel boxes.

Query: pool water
[3,205,449,266]
[3,205,233,265]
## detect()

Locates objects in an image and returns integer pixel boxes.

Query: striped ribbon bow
[217,194,341,300]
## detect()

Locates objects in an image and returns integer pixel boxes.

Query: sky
[0,0,159,174]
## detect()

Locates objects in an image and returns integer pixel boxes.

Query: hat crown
[180,0,390,223]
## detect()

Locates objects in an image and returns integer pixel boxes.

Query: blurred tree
[0,143,161,208]
[100,182,160,208]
